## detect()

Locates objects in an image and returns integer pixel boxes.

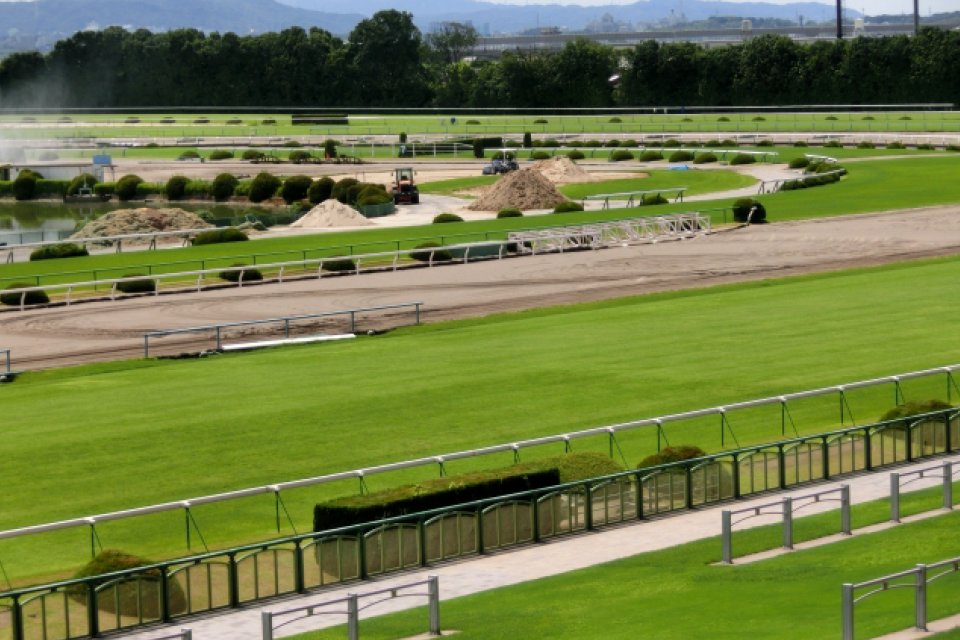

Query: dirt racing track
[3,205,960,371]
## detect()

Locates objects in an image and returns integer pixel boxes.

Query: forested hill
[0,0,363,36]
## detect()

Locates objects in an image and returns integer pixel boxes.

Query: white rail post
[915,564,928,631]
[891,473,901,522]
[944,461,953,510]
[842,584,855,640]
[181,630,192,640]
[841,485,852,535]
[261,611,273,640]
[721,510,732,564]
[782,497,793,549]
[347,593,359,640]
[428,575,440,635]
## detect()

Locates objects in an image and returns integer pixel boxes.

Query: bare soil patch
[70,208,212,245]
[467,168,569,211]
[290,200,374,229]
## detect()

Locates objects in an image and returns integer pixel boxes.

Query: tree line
[0,11,958,109]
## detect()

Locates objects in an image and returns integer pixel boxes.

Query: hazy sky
[481,0,956,15]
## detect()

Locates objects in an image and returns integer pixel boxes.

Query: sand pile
[533,156,595,184]
[467,168,569,211]
[290,200,375,229]
[71,208,212,244]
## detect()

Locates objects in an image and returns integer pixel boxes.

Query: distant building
[584,13,633,33]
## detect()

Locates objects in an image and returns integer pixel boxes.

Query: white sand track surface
[3,206,960,370]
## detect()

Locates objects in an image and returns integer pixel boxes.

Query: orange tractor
[391,167,420,205]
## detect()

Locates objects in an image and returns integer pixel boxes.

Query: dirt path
[3,205,960,371]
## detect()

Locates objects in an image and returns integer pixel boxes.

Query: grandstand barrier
[142,303,423,357]
[890,461,956,523]
[581,188,688,209]
[721,485,850,564]
[842,554,960,640]
[261,576,439,640]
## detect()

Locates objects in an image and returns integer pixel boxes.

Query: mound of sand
[467,168,569,211]
[290,200,375,229]
[533,156,595,184]
[71,208,212,244]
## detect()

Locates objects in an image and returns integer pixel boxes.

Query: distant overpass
[470,22,960,57]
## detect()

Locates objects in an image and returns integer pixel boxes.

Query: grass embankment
[289,491,960,640]
[3,254,960,580]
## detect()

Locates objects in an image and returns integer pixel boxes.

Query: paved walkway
[116,454,960,640]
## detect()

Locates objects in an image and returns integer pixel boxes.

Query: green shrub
[346,182,380,206]
[684,141,702,147]
[116,175,143,201]
[13,174,36,200]
[178,150,200,160]
[165,175,189,200]
[717,116,730,122]
[70,550,187,618]
[640,194,668,206]
[638,445,707,469]
[730,154,757,165]
[309,177,335,204]
[825,116,838,121]
[116,275,156,294]
[209,150,234,161]
[288,150,314,164]
[280,175,312,204]
[880,400,952,422]
[533,118,548,124]
[638,150,662,162]
[226,118,242,125]
[218,264,263,283]
[497,208,523,218]
[824,140,843,148]
[194,117,210,124]
[917,143,935,151]
[242,149,265,161]
[135,182,161,199]
[145,143,159,148]
[886,141,905,150]
[610,150,635,162]
[947,144,960,152]
[604,139,620,148]
[1,284,49,306]
[433,213,463,224]
[583,140,602,147]
[693,152,718,164]
[321,257,356,272]
[331,178,359,203]
[733,198,766,223]
[542,139,561,148]
[553,201,583,213]
[567,150,585,160]
[619,139,637,148]
[857,141,876,149]
[314,451,622,530]
[663,139,681,147]
[283,140,302,148]
[193,229,249,245]
[212,173,239,201]
[899,116,912,121]
[505,140,522,148]
[356,185,391,207]
[752,116,766,122]
[30,243,89,261]
[788,157,811,169]
[681,117,693,122]
[532,151,551,160]
[472,138,484,159]
[67,173,99,195]
[324,139,338,158]
[756,139,774,147]
[608,117,622,123]
[125,116,140,124]
[793,141,809,147]
[704,140,723,148]
[862,116,875,121]
[249,172,281,203]
[669,150,694,162]
[523,132,532,148]
[93,183,115,197]
[410,242,453,262]
[721,139,738,147]
[261,118,276,125]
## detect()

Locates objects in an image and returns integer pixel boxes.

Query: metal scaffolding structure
[508,213,710,254]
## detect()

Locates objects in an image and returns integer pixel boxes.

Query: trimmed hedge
[116,275,156,294]
[663,139,681,147]
[886,142,906,150]
[249,172,281,203]
[703,140,723,148]
[212,173,239,201]
[824,140,843,148]
[638,446,707,469]
[497,208,523,218]
[857,141,876,149]
[410,242,452,262]
[532,151,551,160]
[788,157,811,169]
[603,140,620,148]
[280,175,313,204]
[668,150,694,162]
[733,198,767,223]
[917,143,936,151]
[721,139,738,147]
[880,399,953,422]
[67,173,99,195]
[433,213,463,224]
[640,194,668,205]
[730,154,757,165]
[619,139,637,148]
[331,178,359,204]
[209,150,234,161]
[70,550,187,618]
[1,284,49,306]
[178,150,200,160]
[30,243,89,261]
[13,174,36,200]
[241,149,264,161]
[567,150,585,160]
[193,229,249,245]
[321,258,356,272]
[219,264,263,282]
[638,150,662,162]
[756,139,774,147]
[309,177,335,204]
[554,202,584,213]
[314,451,623,531]
[165,175,189,200]
[116,175,143,201]
[793,141,809,147]
[288,150,313,164]
[693,153,718,164]
[610,150,634,162]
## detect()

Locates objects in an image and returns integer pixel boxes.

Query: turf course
[288,489,960,640]
[3,254,960,581]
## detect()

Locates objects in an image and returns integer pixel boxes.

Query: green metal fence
[1,407,958,640]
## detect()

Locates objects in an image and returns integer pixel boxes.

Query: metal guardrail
[149,631,193,640]
[721,486,850,563]
[842,555,960,640]
[143,303,424,357]
[0,349,21,381]
[758,169,846,194]
[1,228,212,262]
[582,187,688,208]
[890,461,957,522]
[805,154,838,163]
[261,576,439,640]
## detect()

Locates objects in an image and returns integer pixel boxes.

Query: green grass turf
[287,492,960,640]
[3,254,960,580]
[3,155,959,290]
[416,175,497,196]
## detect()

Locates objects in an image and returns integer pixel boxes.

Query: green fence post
[778,445,786,489]
[228,553,239,608]
[160,565,171,622]
[906,419,914,462]
[532,491,541,543]
[584,483,593,531]
[636,472,645,520]
[864,429,873,470]
[87,581,100,637]
[358,530,367,580]
[732,453,740,499]
[476,505,485,555]
[822,437,830,480]
[294,543,305,594]
[419,519,428,567]
[10,595,23,640]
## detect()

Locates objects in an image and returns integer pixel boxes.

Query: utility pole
[836,0,843,38]
[913,0,919,34]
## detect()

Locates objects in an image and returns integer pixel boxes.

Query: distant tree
[348,10,429,106]
[426,22,480,64]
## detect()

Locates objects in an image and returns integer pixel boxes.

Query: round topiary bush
[69,550,188,619]
[160,117,175,124]
[879,399,953,422]
[178,150,200,160]
[226,118,242,125]
[241,149,264,161]
[410,242,453,262]
[309,177,335,204]
[947,144,960,152]
[248,172,282,203]
[116,175,143,201]
[280,175,312,204]
[663,139,681,147]
[917,143,936,151]
[733,198,766,223]
[669,150,695,163]
[433,213,463,224]
[608,117,622,123]
[717,116,730,122]
[566,150,585,160]
[703,140,723,148]
[638,445,707,469]
[899,116,912,121]
[638,150,662,162]
[261,118,276,125]
[117,275,157,294]
[465,119,480,125]
[825,116,838,121]
[1,283,49,306]
[30,243,89,261]
[603,139,620,148]
[13,174,36,201]
[193,229,249,246]
[756,139,774,147]
[693,153,718,164]
[584,140,602,147]
[209,150,234,161]
[498,208,523,218]
[288,150,313,164]
[886,141,905,150]
[322,257,356,272]
[212,173,239,201]
[532,151,551,160]
[619,139,638,148]
[331,178,359,203]
[533,118,548,124]
[125,117,140,124]
[684,141,702,147]
[283,140,302,148]
[730,154,757,165]
[610,150,635,162]
[553,202,584,213]
[721,139,738,147]
[788,157,811,169]
[857,141,876,149]
[194,117,210,124]
[165,175,189,200]
[752,116,766,122]
[641,194,668,205]
[357,188,392,207]
[793,141,809,147]
[824,140,843,148]
[67,173,99,195]
[862,116,875,121]
[542,139,561,148]
[219,264,263,283]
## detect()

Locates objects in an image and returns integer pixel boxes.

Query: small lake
[0,201,280,244]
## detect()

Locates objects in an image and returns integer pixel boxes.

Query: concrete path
[117,454,960,640]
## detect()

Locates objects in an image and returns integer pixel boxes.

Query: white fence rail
[2,228,210,262]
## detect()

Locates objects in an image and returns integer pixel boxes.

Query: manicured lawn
[3,255,960,580]
[417,175,497,196]
[288,498,960,640]
[558,169,756,199]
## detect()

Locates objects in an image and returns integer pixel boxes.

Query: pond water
[0,201,280,244]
